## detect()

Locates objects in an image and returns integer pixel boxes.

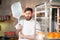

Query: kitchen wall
[24,0,42,8]
[0,0,20,15]
[0,0,43,15]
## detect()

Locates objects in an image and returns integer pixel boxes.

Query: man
[15,7,41,40]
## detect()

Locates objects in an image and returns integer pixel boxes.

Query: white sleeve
[15,20,23,30]
[36,21,41,32]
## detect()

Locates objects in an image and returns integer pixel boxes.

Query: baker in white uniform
[15,7,41,40]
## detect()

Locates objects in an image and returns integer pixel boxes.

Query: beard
[25,17,32,21]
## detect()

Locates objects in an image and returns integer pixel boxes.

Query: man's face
[25,11,33,20]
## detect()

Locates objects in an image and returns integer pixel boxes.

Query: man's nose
[26,14,29,16]
[25,15,28,16]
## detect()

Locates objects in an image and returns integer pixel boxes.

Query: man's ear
[32,12,34,16]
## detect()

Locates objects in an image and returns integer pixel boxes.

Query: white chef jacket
[15,18,41,40]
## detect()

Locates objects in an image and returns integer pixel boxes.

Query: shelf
[35,2,60,40]
[36,17,45,18]
[36,17,49,19]
[36,29,41,30]
[36,11,45,13]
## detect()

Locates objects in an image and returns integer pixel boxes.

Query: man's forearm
[15,24,22,34]
[16,29,21,34]
[19,32,34,40]
[20,33,34,40]
[16,30,19,34]
[24,35,34,40]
